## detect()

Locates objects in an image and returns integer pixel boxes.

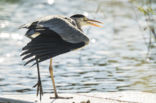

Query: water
[0,0,156,95]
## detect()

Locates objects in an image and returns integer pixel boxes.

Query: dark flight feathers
[21,29,85,66]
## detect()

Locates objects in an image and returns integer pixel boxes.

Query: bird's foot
[50,96,73,99]
[33,80,43,100]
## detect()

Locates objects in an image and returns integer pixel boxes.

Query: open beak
[86,19,103,27]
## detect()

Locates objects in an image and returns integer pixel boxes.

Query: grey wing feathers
[38,16,89,44]
[22,15,89,44]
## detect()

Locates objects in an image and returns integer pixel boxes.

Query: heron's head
[70,14,103,28]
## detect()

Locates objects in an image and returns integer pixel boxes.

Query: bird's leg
[49,58,72,99]
[33,59,43,100]
[49,58,58,98]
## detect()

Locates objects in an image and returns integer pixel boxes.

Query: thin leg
[33,59,43,100]
[49,58,58,98]
[49,58,72,99]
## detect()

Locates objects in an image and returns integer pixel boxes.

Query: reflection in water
[0,0,156,95]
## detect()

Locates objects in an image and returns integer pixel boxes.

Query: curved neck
[71,17,83,31]
[75,21,82,31]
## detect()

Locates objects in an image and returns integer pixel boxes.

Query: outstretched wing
[21,29,85,66]
[21,15,89,44]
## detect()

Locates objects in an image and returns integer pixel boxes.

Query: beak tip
[87,19,103,27]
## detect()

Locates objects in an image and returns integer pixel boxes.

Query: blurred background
[0,0,156,95]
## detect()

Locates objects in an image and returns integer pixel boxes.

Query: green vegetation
[129,0,156,57]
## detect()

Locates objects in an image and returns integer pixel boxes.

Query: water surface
[0,0,156,95]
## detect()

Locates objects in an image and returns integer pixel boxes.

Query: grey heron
[20,14,102,100]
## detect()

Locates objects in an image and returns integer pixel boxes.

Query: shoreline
[0,91,156,103]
